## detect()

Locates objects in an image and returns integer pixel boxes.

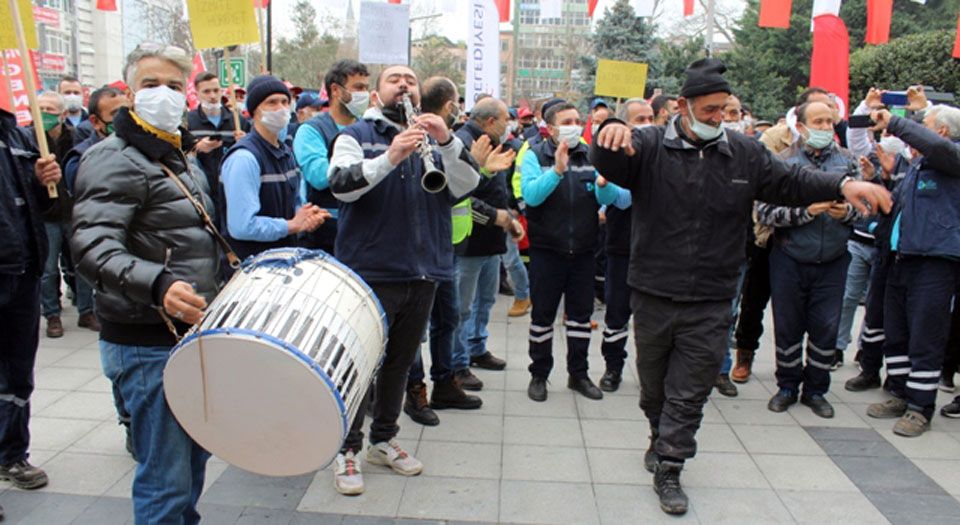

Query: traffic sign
[218,57,245,88]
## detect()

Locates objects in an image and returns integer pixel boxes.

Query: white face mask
[634,123,652,130]
[134,85,186,133]
[557,125,582,148]
[344,91,370,119]
[64,94,83,112]
[259,108,291,135]
[722,121,742,133]
[201,101,221,116]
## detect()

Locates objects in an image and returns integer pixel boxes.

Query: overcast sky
[271,0,745,44]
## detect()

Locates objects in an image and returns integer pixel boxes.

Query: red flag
[185,53,207,111]
[683,0,694,17]
[253,0,269,7]
[865,0,893,45]
[810,14,849,118]
[953,14,960,59]
[96,0,117,10]
[388,0,402,3]
[496,0,511,22]
[758,0,792,29]
[588,0,599,17]
[0,51,41,126]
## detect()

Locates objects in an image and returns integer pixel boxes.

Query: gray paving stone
[397,476,498,522]
[776,490,890,525]
[805,426,884,442]
[194,502,246,524]
[69,496,133,525]
[235,507,298,524]
[200,467,314,510]
[593,483,699,524]
[0,491,95,525]
[685,487,795,524]
[816,438,901,458]
[502,444,590,483]
[830,456,948,496]
[862,492,960,525]
[499,480,599,525]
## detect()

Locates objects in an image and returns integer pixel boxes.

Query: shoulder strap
[158,160,241,269]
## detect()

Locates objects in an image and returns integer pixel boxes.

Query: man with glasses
[72,43,219,524]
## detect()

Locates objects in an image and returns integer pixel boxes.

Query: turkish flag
[588,0,599,17]
[0,50,41,126]
[96,0,117,10]
[253,0,269,7]
[388,0,401,3]
[683,0,694,17]
[953,14,960,59]
[185,53,207,111]
[758,0,792,28]
[865,0,893,44]
[810,14,849,118]
[496,0,510,22]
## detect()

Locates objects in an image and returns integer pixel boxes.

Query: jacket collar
[463,120,486,141]
[663,115,733,157]
[249,128,291,160]
[539,135,587,160]
[114,106,190,164]
[363,106,403,133]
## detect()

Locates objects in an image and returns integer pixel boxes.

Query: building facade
[512,0,590,105]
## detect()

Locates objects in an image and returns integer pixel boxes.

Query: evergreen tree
[579,0,661,106]
[850,29,960,100]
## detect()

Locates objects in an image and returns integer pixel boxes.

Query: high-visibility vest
[512,141,531,200]
[452,198,472,244]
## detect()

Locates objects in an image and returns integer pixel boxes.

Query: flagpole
[256,7,267,73]
[223,47,242,133]
[704,0,715,56]
[1,51,16,113]
[7,0,57,198]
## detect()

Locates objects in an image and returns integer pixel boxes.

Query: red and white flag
[758,0,792,28]
[865,0,893,44]
[96,0,117,11]
[810,14,849,118]
[496,0,510,22]
[684,0,694,17]
[953,14,960,59]
[0,50,41,126]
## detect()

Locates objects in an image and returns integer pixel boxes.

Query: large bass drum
[163,248,386,476]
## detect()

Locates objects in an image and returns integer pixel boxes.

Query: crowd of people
[0,41,956,521]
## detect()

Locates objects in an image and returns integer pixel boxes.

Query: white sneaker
[366,439,423,476]
[333,450,364,495]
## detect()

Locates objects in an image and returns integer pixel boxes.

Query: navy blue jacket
[187,105,249,194]
[454,121,509,257]
[219,130,300,260]
[888,116,960,259]
[0,110,51,275]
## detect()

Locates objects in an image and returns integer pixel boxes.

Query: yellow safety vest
[452,198,472,244]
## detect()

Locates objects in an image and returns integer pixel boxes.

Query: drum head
[163,331,347,477]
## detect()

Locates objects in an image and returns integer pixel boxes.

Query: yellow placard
[594,59,648,100]
[186,0,260,50]
[0,0,39,50]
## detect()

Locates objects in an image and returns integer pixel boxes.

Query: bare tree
[664,0,743,46]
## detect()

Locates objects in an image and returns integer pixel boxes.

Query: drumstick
[192,282,210,423]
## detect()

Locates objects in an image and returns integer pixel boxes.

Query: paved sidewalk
[4,296,960,524]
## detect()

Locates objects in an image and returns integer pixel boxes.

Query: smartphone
[881,91,908,107]
[848,115,876,129]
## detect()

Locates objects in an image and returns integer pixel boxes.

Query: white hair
[38,91,65,112]
[123,44,192,87]
[927,105,960,140]
[617,98,650,120]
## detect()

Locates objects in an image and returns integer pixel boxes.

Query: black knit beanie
[680,58,732,99]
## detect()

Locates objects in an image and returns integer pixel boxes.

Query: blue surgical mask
[805,128,834,150]
[687,113,722,141]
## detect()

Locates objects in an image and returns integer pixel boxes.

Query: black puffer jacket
[71,107,220,346]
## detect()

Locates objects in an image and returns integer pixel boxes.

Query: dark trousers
[883,257,959,419]
[594,226,607,303]
[408,278,456,384]
[601,253,630,374]
[343,280,437,451]
[528,248,594,380]
[859,254,891,377]
[0,272,41,464]
[734,242,771,352]
[769,247,849,396]
[633,291,731,461]
[941,291,960,377]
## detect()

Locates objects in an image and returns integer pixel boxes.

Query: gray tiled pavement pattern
[4,296,960,524]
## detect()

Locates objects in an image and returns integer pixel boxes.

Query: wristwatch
[837,176,854,198]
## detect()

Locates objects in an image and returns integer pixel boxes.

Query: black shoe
[643,434,658,474]
[403,382,440,426]
[845,372,881,392]
[454,369,484,391]
[801,394,835,418]
[568,376,603,400]
[653,460,688,515]
[0,459,48,490]
[940,397,960,418]
[714,374,738,397]
[528,377,548,402]
[830,350,844,371]
[599,370,622,392]
[499,280,514,296]
[431,376,483,410]
[470,352,506,371]
[767,389,798,413]
[124,425,138,462]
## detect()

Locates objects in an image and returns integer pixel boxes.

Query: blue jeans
[100,342,209,525]
[453,255,500,371]
[500,240,530,300]
[41,221,94,317]
[720,262,749,375]
[836,240,875,352]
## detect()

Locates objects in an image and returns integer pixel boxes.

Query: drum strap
[158,162,241,269]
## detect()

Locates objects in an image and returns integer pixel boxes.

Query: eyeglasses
[135,42,188,57]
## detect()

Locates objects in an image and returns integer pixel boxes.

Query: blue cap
[590,98,609,110]
[508,107,518,119]
[296,92,323,111]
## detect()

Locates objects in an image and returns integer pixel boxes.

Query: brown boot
[730,348,753,384]
[508,298,531,317]
[78,312,101,332]
[45,316,64,338]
